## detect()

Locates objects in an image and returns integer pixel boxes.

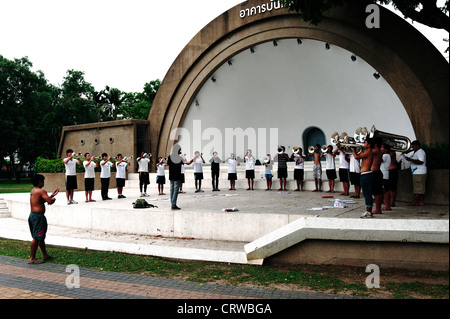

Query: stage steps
[0,198,11,218]
[244,217,450,261]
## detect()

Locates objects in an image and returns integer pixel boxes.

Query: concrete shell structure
[148,0,448,160]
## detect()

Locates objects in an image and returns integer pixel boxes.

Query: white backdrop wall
[176,38,415,160]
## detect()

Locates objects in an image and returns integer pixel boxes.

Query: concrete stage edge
[1,168,448,270]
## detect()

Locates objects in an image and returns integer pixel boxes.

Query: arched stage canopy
[149,0,449,159]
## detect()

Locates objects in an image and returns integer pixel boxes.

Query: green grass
[0,238,447,299]
[0,178,33,193]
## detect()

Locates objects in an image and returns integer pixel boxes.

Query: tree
[103,86,126,120]
[121,80,161,120]
[0,55,58,180]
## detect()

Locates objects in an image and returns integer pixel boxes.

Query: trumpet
[115,156,133,162]
[143,152,152,159]
[71,152,83,160]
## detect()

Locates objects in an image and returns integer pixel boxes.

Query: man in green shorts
[28,174,59,264]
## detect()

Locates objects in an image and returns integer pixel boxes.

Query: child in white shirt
[244,149,255,190]
[226,154,237,190]
[156,157,167,195]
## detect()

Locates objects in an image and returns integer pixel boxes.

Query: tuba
[369,125,412,153]
[308,146,315,154]
[321,145,328,153]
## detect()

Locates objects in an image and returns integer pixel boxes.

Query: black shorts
[326,169,337,180]
[228,173,237,181]
[180,173,185,184]
[116,178,125,188]
[194,173,204,180]
[65,175,77,190]
[28,212,47,241]
[339,168,349,182]
[372,170,383,195]
[156,176,166,184]
[383,179,390,191]
[278,167,288,179]
[349,172,361,186]
[246,170,255,179]
[139,172,150,185]
[389,169,398,191]
[84,178,95,191]
[294,169,304,181]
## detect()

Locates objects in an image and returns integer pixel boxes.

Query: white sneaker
[360,211,373,218]
[67,200,72,205]
[140,193,144,197]
[144,192,149,197]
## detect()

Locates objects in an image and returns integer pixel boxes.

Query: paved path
[0,255,366,300]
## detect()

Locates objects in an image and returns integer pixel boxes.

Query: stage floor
[1,184,448,265]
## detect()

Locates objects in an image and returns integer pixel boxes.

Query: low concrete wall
[7,198,301,242]
[396,169,449,206]
[265,240,449,271]
[41,173,119,192]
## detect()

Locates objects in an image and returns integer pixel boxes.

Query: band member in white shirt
[83,153,98,202]
[116,154,130,199]
[244,149,255,190]
[137,152,151,197]
[100,153,115,200]
[63,149,81,205]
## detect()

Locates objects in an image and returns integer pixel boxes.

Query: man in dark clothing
[168,145,191,210]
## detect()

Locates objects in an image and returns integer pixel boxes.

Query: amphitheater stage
[0,165,448,270]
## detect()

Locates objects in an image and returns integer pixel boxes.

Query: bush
[34,157,116,173]
[421,143,449,169]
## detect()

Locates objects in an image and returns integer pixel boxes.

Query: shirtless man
[308,144,322,192]
[371,138,383,214]
[28,174,59,264]
[353,139,374,218]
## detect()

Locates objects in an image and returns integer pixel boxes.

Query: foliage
[421,142,449,169]
[34,157,116,173]
[280,0,449,32]
[0,55,159,182]
[0,56,58,179]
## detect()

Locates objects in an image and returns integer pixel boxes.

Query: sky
[0,0,448,93]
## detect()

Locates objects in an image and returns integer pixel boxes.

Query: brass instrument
[339,132,349,143]
[331,125,412,154]
[330,132,340,145]
[308,146,315,154]
[321,145,327,153]
[331,131,364,154]
[368,125,412,153]
[115,156,133,163]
